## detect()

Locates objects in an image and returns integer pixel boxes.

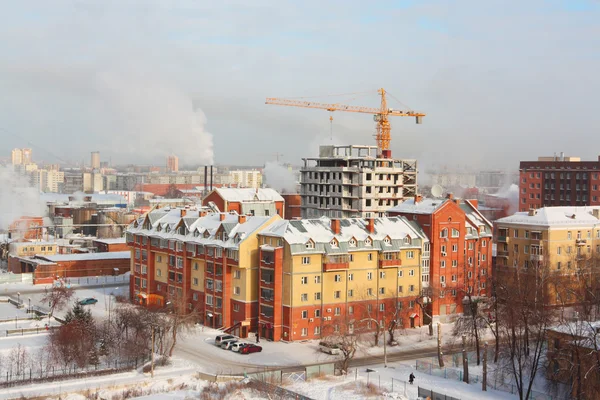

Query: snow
[497,205,600,226]
[387,198,449,215]
[41,250,131,262]
[214,188,284,202]
[92,237,126,244]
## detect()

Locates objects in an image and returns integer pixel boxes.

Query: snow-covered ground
[0,302,29,319]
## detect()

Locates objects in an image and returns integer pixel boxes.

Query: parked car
[319,341,341,355]
[78,298,98,306]
[220,340,238,350]
[215,335,235,346]
[240,344,262,354]
[230,342,250,352]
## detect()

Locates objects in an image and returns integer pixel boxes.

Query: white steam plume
[0,167,47,230]
[263,162,297,194]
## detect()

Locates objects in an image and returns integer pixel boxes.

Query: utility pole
[483,342,488,391]
[462,334,469,383]
[151,326,155,378]
[437,323,444,367]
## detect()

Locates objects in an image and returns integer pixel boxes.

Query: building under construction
[300,145,417,218]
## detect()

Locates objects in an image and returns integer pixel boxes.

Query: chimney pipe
[238,214,247,224]
[366,218,375,234]
[204,166,208,194]
[210,165,213,191]
[219,213,226,221]
[331,219,341,235]
[446,193,454,200]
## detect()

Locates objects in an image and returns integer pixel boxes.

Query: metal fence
[418,386,460,400]
[0,356,148,388]
[0,273,32,284]
[416,358,559,400]
[60,275,129,286]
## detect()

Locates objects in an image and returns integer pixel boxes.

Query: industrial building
[202,188,285,218]
[519,154,600,211]
[300,145,417,218]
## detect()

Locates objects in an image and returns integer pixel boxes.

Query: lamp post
[17,292,20,306]
[28,298,31,313]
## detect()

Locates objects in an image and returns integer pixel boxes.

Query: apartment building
[83,172,104,192]
[256,217,429,341]
[300,145,417,219]
[167,155,179,173]
[388,194,493,320]
[495,206,600,306]
[203,188,285,218]
[127,208,278,337]
[11,148,32,166]
[519,154,600,211]
[229,169,262,189]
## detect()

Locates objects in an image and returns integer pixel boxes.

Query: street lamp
[17,292,20,306]
[28,298,31,313]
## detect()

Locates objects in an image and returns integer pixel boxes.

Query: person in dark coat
[256,331,260,343]
[409,373,415,384]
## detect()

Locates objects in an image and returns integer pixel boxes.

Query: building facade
[519,155,600,212]
[91,151,100,169]
[300,145,417,219]
[388,194,493,319]
[11,148,32,166]
[495,206,600,306]
[256,217,429,341]
[203,188,285,218]
[229,170,262,189]
[167,155,179,173]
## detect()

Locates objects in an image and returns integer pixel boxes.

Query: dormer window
[479,226,485,233]
[403,235,411,245]
[203,230,210,238]
[305,240,315,249]
[330,238,339,248]
[349,238,357,247]
[178,226,186,235]
[165,226,171,233]
[365,237,373,247]
[157,224,162,232]
[383,236,391,245]
[194,229,200,237]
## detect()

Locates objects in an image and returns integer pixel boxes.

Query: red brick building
[519,155,600,212]
[9,217,45,240]
[202,188,285,218]
[92,238,128,253]
[388,194,493,320]
[281,194,301,220]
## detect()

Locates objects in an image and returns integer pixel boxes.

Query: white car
[215,335,235,346]
[230,342,249,352]
[220,339,238,350]
[319,341,342,355]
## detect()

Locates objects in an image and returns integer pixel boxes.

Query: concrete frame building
[519,154,600,212]
[300,145,417,219]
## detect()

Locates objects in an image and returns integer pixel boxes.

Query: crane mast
[266,88,425,157]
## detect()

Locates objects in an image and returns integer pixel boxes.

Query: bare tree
[162,290,200,356]
[40,284,74,319]
[320,320,360,375]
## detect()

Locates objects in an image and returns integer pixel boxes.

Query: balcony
[530,254,544,262]
[497,236,508,243]
[497,251,509,258]
[379,259,401,268]
[576,239,587,246]
[323,255,350,272]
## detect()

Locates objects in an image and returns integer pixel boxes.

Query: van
[215,334,235,346]
[319,341,341,355]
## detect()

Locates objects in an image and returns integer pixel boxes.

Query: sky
[0,0,599,171]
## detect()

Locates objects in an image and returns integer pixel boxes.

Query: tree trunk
[437,323,444,368]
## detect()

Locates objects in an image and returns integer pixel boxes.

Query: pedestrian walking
[256,331,260,343]
[409,373,415,385]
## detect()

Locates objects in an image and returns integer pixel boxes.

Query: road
[0,282,129,296]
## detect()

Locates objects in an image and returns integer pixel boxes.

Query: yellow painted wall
[154,251,168,284]
[190,258,205,289]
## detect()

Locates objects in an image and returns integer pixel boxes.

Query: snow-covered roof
[214,188,284,202]
[496,206,600,227]
[39,251,131,262]
[459,201,493,237]
[40,193,127,205]
[92,238,126,245]
[387,198,449,215]
[259,216,428,255]
[127,208,273,250]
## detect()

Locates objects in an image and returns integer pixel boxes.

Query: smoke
[94,66,214,165]
[0,167,47,230]
[263,161,297,194]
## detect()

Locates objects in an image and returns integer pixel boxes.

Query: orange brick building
[388,194,493,320]
[9,217,45,240]
[281,194,301,220]
[202,188,285,218]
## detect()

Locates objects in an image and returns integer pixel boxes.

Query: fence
[418,386,460,400]
[0,273,32,284]
[416,358,559,400]
[54,275,129,286]
[0,356,149,388]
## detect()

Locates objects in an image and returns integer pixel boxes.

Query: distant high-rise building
[229,169,262,189]
[11,148,32,166]
[167,155,179,173]
[91,151,100,169]
[519,154,600,212]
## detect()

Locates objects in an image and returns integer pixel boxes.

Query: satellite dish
[431,185,443,198]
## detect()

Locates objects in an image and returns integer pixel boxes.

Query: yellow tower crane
[266,88,425,157]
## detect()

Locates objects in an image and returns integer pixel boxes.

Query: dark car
[240,344,262,354]
[78,298,98,306]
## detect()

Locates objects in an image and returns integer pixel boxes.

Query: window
[315,309,321,318]
[301,293,308,301]
[452,260,458,267]
[314,326,321,335]
[348,289,354,297]
[314,275,321,284]
[380,271,386,279]
[301,328,308,337]
[379,303,385,312]
[334,290,341,299]
[452,274,457,282]
[367,288,373,296]
[409,300,415,308]
[367,272,373,280]
[441,260,446,268]
[233,303,239,312]
[440,228,448,238]
[314,292,321,300]
[451,229,459,238]
[301,276,308,284]
[348,273,354,281]
[334,307,341,316]
[234,270,241,279]
[334,274,342,282]
[452,244,458,252]
[482,240,487,248]
[379,287,385,295]
[302,310,308,319]
[192,292,198,301]
[514,229,518,238]
[365,238,372,246]
[440,276,446,283]
[349,238,356,247]
[451,289,457,297]
[398,285,404,293]
[557,262,561,270]
[302,257,310,265]
[305,240,315,249]
[409,269,415,276]
[368,253,373,261]
[193,277,198,286]
[156,269,162,277]
[441,245,447,254]
[468,271,473,279]
[330,239,338,248]
[206,295,213,306]
[406,251,415,259]
[234,286,240,295]
[568,231,572,239]
[409,284,415,292]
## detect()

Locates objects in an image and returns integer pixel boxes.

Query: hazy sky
[0,1,599,170]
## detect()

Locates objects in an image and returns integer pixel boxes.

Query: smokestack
[210,165,213,191]
[204,166,208,195]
